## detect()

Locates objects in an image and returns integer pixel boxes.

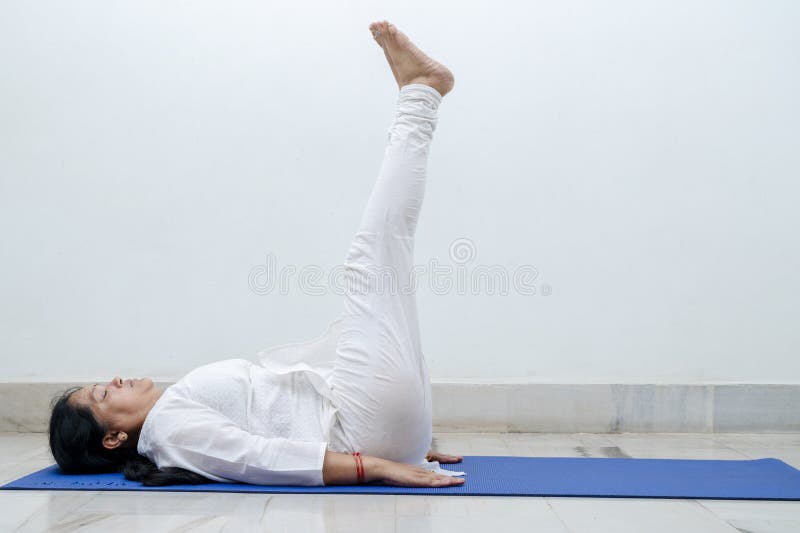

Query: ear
[102,430,128,450]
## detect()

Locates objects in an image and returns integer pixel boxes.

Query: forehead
[70,385,95,408]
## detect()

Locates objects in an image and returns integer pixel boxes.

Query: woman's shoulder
[139,359,254,447]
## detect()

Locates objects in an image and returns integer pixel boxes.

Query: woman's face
[70,377,161,449]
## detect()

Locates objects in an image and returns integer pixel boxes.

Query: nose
[110,376,124,388]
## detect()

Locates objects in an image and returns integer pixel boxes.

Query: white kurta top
[137,318,464,485]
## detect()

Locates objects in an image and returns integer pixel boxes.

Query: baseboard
[430,383,799,433]
[1,382,797,433]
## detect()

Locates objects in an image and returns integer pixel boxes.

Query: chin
[135,377,154,389]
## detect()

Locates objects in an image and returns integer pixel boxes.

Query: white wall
[1,1,798,383]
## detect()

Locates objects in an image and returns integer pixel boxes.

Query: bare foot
[368,20,455,97]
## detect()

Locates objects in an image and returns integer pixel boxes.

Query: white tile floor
[1,432,799,532]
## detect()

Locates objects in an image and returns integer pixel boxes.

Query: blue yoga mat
[4,456,800,500]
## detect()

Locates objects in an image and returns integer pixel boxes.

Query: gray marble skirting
[1,382,798,433]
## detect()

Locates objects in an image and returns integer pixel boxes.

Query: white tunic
[137,318,464,485]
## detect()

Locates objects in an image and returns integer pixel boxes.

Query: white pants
[327,83,442,466]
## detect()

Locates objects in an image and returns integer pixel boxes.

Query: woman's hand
[379,460,465,488]
[425,449,464,464]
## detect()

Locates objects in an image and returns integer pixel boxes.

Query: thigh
[327,232,431,463]
[336,231,423,376]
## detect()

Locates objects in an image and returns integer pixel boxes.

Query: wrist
[362,456,387,483]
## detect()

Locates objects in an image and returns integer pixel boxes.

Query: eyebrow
[90,384,98,403]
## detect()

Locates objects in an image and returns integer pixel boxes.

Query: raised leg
[327,22,454,466]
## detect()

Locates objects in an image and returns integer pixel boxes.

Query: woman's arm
[322,450,385,484]
[322,450,465,487]
[148,397,329,486]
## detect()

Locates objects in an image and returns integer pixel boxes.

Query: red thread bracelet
[352,452,360,483]
[352,452,365,483]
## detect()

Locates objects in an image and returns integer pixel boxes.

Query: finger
[434,452,463,461]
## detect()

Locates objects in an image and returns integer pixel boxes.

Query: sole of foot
[368,20,455,97]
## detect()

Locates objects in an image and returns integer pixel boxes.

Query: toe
[369,22,383,42]
[382,22,395,42]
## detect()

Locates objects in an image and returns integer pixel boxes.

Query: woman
[49,20,465,488]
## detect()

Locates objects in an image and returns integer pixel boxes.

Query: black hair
[48,386,212,486]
